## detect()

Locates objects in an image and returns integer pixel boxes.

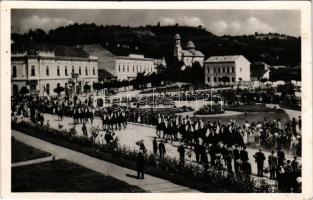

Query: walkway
[12,130,200,193]
[12,156,53,167]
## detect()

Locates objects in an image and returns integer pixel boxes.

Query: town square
[8,7,305,193]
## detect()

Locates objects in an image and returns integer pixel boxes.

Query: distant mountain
[11,23,301,67]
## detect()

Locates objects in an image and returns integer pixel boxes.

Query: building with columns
[204,55,251,86]
[11,44,98,96]
[173,34,205,67]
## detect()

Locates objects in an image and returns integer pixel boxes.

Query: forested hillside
[12,23,301,66]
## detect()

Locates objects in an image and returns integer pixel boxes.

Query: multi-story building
[11,44,98,96]
[204,55,251,86]
[114,54,161,81]
[173,34,205,67]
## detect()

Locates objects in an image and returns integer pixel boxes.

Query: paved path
[12,130,200,193]
[12,156,53,167]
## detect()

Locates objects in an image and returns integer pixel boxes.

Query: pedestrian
[240,145,249,163]
[159,140,166,160]
[253,148,265,177]
[225,145,233,174]
[277,147,285,167]
[82,122,88,138]
[177,144,185,165]
[268,150,278,179]
[233,145,241,174]
[241,160,252,178]
[136,150,145,179]
[153,137,158,154]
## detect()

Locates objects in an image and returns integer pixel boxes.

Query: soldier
[268,150,278,179]
[253,148,266,177]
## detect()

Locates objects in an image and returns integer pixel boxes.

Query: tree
[19,86,29,96]
[83,84,91,94]
[93,82,103,95]
[54,86,65,96]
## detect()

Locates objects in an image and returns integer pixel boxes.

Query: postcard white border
[1,1,312,200]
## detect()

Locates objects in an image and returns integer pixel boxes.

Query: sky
[11,9,300,36]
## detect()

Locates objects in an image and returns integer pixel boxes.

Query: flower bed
[195,104,225,115]
[12,120,273,193]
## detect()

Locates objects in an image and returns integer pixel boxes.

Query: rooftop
[205,55,245,63]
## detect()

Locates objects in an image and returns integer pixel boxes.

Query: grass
[225,103,279,112]
[11,138,51,163]
[12,159,146,192]
[196,109,290,126]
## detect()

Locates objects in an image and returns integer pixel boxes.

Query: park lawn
[225,103,279,112]
[12,159,146,192]
[197,110,290,126]
[12,138,51,163]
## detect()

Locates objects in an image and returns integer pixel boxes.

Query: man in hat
[277,147,286,167]
[253,148,266,177]
[233,145,241,174]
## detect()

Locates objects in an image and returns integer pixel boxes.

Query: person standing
[159,140,166,160]
[277,147,286,167]
[253,148,266,177]
[268,150,278,179]
[233,145,241,174]
[82,122,88,138]
[177,144,185,165]
[152,137,158,154]
[240,145,249,163]
[225,145,234,174]
[136,150,145,179]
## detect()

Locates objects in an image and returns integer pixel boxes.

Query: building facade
[174,34,205,67]
[114,54,163,81]
[11,45,98,96]
[204,55,251,86]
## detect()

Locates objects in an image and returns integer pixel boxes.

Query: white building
[174,34,205,67]
[11,44,98,96]
[204,55,251,86]
[114,54,164,81]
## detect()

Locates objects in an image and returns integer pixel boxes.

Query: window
[218,68,220,74]
[46,66,49,76]
[118,65,121,72]
[86,66,88,75]
[72,66,75,74]
[127,65,129,72]
[57,83,60,88]
[133,66,135,72]
[79,66,81,75]
[123,65,125,72]
[65,66,68,76]
[232,77,235,82]
[31,65,35,76]
[57,66,60,76]
[207,68,210,73]
[223,68,225,73]
[93,67,95,75]
[213,68,216,73]
[240,68,242,72]
[13,66,17,78]
[232,67,235,73]
[227,67,230,73]
[207,77,210,82]
[214,77,217,82]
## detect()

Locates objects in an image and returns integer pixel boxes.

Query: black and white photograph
[1,1,312,197]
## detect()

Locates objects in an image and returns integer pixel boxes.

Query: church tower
[174,34,182,60]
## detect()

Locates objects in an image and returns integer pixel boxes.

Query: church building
[173,34,205,67]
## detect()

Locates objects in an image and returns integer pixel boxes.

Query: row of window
[207,76,236,83]
[207,66,236,74]
[12,65,96,77]
[117,64,154,73]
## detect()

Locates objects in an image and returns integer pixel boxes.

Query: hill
[11,23,301,67]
